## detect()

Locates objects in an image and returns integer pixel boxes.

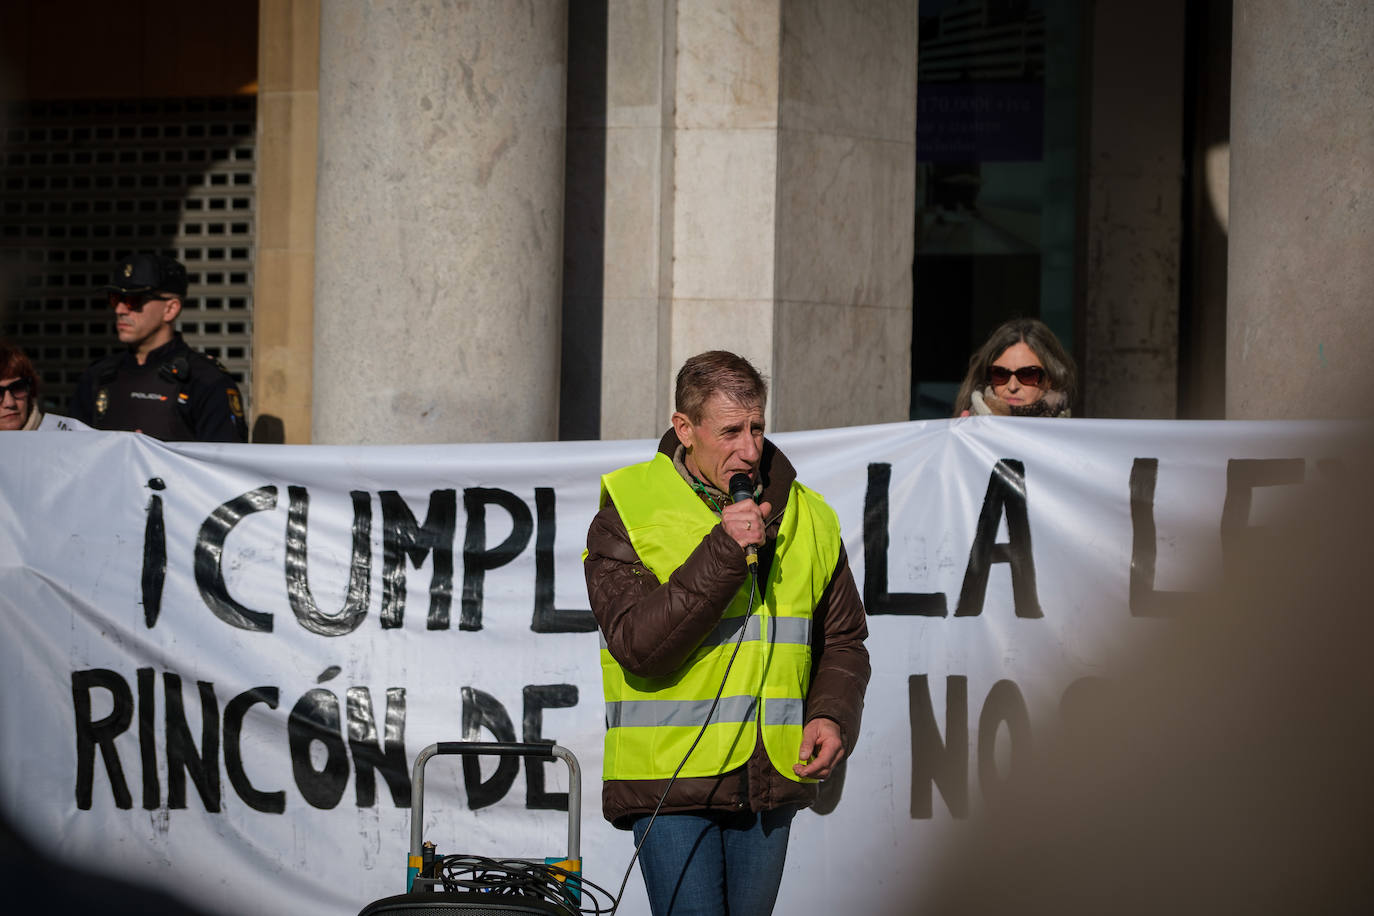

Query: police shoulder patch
[191,349,231,375]
[227,389,243,419]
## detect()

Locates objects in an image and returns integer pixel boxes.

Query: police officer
[70,254,248,442]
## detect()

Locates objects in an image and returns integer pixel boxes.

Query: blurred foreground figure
[0,812,213,914]
[903,430,1374,915]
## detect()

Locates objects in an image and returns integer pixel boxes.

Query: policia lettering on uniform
[69,253,247,442]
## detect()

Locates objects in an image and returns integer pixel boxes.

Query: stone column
[771,0,916,430]
[567,0,914,436]
[1081,0,1186,419]
[313,0,567,443]
[563,0,678,441]
[566,1,914,437]
[665,0,785,427]
[253,0,319,443]
[603,0,678,439]
[667,0,916,432]
[1227,0,1374,419]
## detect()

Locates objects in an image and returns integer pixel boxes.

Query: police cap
[102,253,189,297]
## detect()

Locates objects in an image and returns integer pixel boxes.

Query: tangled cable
[434,854,617,915]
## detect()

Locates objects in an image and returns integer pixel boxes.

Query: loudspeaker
[358,891,572,915]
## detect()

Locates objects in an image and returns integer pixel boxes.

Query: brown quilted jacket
[584,430,870,828]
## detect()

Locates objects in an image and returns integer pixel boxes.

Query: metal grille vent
[1,96,255,415]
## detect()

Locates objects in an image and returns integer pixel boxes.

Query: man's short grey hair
[674,350,768,423]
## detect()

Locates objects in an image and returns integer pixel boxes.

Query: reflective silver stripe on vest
[764,697,806,727]
[698,615,811,649]
[602,615,807,653]
[606,694,757,729]
[770,617,811,646]
[700,614,761,648]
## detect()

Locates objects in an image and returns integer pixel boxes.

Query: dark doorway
[911,0,1086,418]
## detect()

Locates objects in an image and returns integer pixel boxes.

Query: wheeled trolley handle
[406,742,582,893]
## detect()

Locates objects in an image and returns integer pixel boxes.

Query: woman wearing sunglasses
[0,341,43,431]
[953,318,1077,418]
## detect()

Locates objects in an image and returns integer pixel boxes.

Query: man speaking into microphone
[584,350,870,915]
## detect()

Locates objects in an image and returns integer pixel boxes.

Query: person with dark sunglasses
[953,318,1077,418]
[0,342,43,431]
[68,254,247,442]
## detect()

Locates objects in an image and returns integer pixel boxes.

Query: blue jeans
[630,807,797,916]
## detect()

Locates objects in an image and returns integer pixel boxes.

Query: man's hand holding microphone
[724,472,769,573]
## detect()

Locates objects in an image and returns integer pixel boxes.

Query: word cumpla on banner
[0,418,1354,915]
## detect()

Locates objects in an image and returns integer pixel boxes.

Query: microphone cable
[606,563,759,915]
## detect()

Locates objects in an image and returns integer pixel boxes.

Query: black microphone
[728,472,759,574]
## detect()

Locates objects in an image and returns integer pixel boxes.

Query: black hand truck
[357,741,583,916]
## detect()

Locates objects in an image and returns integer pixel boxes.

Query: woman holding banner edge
[953,318,1077,418]
[0,342,43,431]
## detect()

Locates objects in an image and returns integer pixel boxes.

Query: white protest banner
[35,411,91,431]
[0,418,1347,914]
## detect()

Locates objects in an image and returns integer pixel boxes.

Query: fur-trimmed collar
[970,387,1071,418]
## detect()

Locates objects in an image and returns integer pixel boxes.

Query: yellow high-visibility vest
[597,453,841,783]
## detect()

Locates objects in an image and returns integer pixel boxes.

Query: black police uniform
[70,333,248,442]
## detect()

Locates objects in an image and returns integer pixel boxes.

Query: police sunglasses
[0,378,31,400]
[108,291,174,310]
[987,365,1046,387]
